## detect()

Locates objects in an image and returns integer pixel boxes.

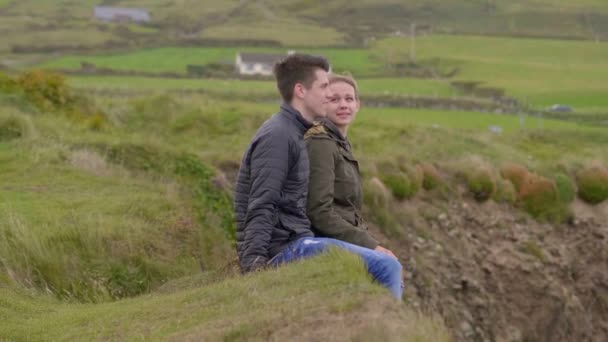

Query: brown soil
[372,196,608,342]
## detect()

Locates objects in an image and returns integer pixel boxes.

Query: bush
[420,163,443,190]
[362,177,401,237]
[363,177,391,209]
[553,172,576,204]
[381,172,412,200]
[493,178,517,204]
[519,174,570,222]
[0,112,35,141]
[0,72,18,92]
[15,70,74,111]
[380,163,422,201]
[500,163,530,193]
[576,164,608,204]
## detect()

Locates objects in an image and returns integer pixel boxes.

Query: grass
[37,33,608,114]
[199,18,347,47]
[40,46,383,76]
[0,107,236,301]
[66,75,456,99]
[0,251,451,341]
[1,69,607,338]
[372,35,608,113]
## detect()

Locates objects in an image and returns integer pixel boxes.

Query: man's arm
[306,137,378,249]
[241,131,291,273]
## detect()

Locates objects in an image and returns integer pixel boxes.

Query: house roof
[238,53,286,65]
[94,6,151,21]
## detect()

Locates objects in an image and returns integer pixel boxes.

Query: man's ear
[293,83,306,99]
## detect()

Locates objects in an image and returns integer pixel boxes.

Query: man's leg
[269,237,403,299]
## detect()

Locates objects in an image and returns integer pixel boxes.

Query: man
[234,54,403,299]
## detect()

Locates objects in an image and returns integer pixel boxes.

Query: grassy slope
[0,251,450,341]
[2,0,608,61]
[0,105,450,340]
[373,35,608,113]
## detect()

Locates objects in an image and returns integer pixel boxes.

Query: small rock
[438,213,448,221]
[416,237,426,244]
[472,296,486,307]
[460,321,474,336]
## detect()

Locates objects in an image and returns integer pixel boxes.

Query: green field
[39,34,608,114]
[68,75,456,98]
[374,35,608,112]
[41,46,382,76]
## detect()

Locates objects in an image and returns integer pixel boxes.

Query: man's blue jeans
[269,237,403,299]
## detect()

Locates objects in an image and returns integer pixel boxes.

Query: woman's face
[326,81,360,130]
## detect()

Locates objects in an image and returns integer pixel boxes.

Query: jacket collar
[320,118,352,152]
[280,103,313,132]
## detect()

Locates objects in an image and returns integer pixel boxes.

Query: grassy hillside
[0,251,450,341]
[373,35,608,113]
[1,0,608,54]
[2,69,607,339]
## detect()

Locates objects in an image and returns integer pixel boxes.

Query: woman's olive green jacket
[304,120,378,249]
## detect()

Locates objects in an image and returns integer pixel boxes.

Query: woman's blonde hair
[328,73,359,100]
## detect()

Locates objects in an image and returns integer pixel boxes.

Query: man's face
[301,68,331,118]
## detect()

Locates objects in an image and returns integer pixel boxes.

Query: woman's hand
[375,245,397,260]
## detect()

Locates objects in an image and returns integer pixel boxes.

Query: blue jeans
[269,237,403,299]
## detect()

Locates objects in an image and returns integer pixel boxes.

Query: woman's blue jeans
[269,237,403,299]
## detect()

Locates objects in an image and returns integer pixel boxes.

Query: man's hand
[375,245,397,260]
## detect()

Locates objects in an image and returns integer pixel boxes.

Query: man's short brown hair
[273,53,330,102]
[329,73,359,100]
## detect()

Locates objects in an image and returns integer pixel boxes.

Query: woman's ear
[355,98,361,112]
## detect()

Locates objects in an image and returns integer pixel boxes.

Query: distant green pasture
[41,47,382,76]
[39,34,608,112]
[372,35,608,113]
[68,75,455,98]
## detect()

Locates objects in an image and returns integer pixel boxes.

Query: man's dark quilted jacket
[234,103,314,273]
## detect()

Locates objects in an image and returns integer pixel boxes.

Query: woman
[305,74,396,258]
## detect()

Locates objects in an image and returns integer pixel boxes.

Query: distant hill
[0,0,607,53]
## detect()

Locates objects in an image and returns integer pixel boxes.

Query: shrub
[381,172,412,200]
[0,112,34,141]
[467,168,496,202]
[576,164,608,204]
[380,164,422,201]
[15,70,74,111]
[493,178,517,204]
[363,177,391,209]
[362,177,401,237]
[519,174,570,222]
[553,173,576,204]
[500,163,530,193]
[0,72,18,92]
[420,163,442,190]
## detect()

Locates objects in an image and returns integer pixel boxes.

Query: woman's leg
[269,237,403,299]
